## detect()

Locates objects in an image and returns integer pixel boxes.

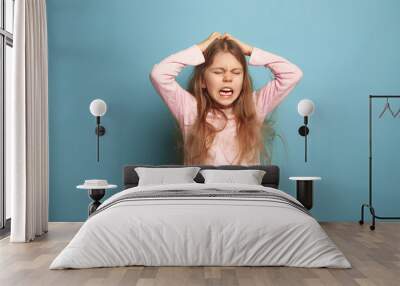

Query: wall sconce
[89,99,107,162]
[297,99,315,162]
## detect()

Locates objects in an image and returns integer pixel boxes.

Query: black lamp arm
[94,116,106,162]
[298,116,310,162]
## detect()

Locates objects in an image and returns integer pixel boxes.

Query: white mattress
[50,183,351,269]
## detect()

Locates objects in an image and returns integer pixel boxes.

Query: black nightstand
[77,180,117,216]
[289,177,321,210]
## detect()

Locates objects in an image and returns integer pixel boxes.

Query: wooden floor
[0,222,399,286]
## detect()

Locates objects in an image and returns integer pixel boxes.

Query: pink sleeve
[249,47,303,119]
[149,45,205,127]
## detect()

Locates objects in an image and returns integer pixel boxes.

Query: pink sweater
[150,45,303,165]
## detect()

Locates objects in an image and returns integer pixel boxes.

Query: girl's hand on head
[197,32,222,53]
[222,33,254,56]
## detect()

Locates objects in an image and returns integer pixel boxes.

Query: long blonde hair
[179,39,275,165]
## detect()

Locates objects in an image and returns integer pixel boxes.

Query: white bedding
[50,183,351,269]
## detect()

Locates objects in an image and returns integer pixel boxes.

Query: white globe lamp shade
[90,99,107,117]
[297,99,315,117]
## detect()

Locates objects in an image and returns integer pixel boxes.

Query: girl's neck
[210,107,235,120]
[212,101,234,114]
[213,106,233,115]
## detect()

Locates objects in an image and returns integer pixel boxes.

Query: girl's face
[202,52,244,108]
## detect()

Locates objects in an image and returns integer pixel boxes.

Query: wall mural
[150,32,303,166]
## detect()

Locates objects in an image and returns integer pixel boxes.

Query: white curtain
[7,0,49,242]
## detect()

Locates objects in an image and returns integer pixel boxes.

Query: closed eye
[214,71,242,75]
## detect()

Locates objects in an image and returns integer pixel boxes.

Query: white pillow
[135,167,201,186]
[200,169,266,185]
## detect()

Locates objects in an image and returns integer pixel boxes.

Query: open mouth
[219,87,234,97]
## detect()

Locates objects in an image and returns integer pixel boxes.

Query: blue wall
[47,0,400,222]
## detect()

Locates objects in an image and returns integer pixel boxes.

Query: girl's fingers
[207,32,235,45]
[223,33,234,41]
[209,32,220,41]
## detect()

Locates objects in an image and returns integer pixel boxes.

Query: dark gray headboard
[123,165,279,189]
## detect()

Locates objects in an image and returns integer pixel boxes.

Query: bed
[50,164,351,269]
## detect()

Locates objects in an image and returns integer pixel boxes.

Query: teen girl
[150,32,303,165]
